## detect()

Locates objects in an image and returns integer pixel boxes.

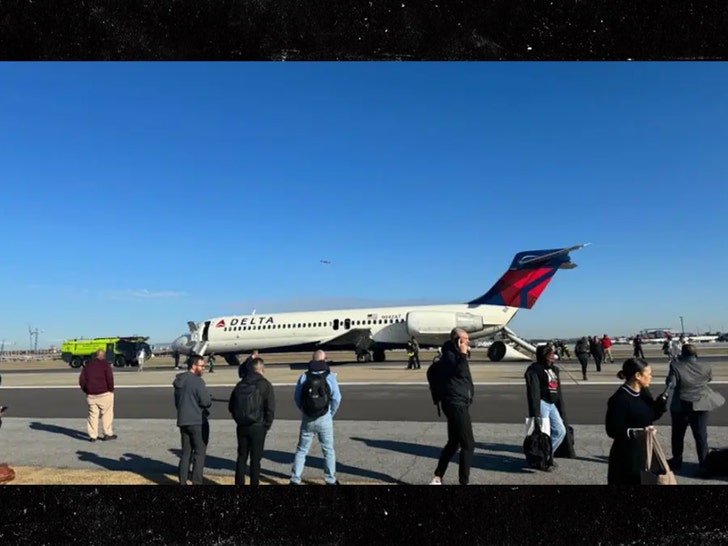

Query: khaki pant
[87,392,114,439]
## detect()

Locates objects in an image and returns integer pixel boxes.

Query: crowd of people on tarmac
[66,329,725,485]
[553,334,615,380]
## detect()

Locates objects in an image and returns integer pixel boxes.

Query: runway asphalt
[5,384,728,425]
[3,417,727,485]
[4,345,727,374]
[1,354,725,374]
[4,349,728,485]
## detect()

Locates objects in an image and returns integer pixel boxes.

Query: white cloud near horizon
[107,289,186,300]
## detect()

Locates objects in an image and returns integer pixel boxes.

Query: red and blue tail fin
[468,244,587,309]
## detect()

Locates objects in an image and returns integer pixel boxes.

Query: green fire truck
[60,336,152,368]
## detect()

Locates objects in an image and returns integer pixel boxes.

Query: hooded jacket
[525,351,567,420]
[228,371,276,430]
[437,340,474,406]
[173,371,212,427]
[575,338,590,356]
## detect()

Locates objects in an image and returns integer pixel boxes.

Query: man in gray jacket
[173,354,212,485]
[665,343,725,476]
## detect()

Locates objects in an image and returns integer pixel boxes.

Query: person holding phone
[429,327,475,485]
[605,358,669,484]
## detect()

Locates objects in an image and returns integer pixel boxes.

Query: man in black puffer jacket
[229,357,275,486]
[429,328,475,485]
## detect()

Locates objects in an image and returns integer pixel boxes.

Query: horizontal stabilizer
[468,243,587,309]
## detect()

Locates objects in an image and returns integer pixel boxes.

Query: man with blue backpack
[289,350,342,485]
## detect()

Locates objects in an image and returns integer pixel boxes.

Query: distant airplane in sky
[320,260,331,264]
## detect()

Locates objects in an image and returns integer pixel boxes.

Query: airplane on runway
[171,244,588,366]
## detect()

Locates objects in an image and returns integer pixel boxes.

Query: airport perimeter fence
[0,349,62,362]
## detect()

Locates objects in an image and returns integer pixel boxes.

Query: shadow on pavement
[75,450,212,485]
[169,448,234,473]
[169,448,299,484]
[29,421,89,441]
[350,437,534,475]
[263,449,404,484]
[474,442,524,455]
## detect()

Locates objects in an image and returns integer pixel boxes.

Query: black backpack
[231,380,263,426]
[301,371,331,418]
[705,448,728,477]
[427,354,445,416]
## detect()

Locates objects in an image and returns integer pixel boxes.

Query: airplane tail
[468,244,587,309]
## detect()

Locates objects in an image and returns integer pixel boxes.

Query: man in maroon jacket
[79,349,116,442]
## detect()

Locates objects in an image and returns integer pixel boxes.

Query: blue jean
[290,413,336,484]
[540,400,566,456]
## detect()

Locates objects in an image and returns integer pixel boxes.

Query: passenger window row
[222,317,405,332]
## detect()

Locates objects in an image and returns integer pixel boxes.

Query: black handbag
[523,429,552,470]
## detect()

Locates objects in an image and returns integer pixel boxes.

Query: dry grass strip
[4,467,381,485]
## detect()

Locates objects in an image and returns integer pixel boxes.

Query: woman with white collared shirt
[605,358,669,484]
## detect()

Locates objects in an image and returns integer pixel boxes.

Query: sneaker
[429,477,442,485]
[326,480,341,485]
[102,434,118,441]
[89,438,97,442]
[667,458,682,471]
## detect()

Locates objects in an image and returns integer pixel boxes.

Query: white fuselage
[172,303,519,356]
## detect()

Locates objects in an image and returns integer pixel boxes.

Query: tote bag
[640,429,678,485]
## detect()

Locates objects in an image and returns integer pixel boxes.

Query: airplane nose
[171,334,192,354]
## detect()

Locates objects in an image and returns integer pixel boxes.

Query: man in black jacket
[575,337,590,381]
[429,328,475,485]
[229,357,275,486]
[525,344,568,470]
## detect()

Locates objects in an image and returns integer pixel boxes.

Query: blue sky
[1,63,726,348]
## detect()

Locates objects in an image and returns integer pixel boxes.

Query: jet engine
[487,341,535,362]
[406,311,484,336]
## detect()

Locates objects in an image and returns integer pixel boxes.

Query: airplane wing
[315,328,373,348]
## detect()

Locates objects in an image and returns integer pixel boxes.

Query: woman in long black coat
[605,358,669,484]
